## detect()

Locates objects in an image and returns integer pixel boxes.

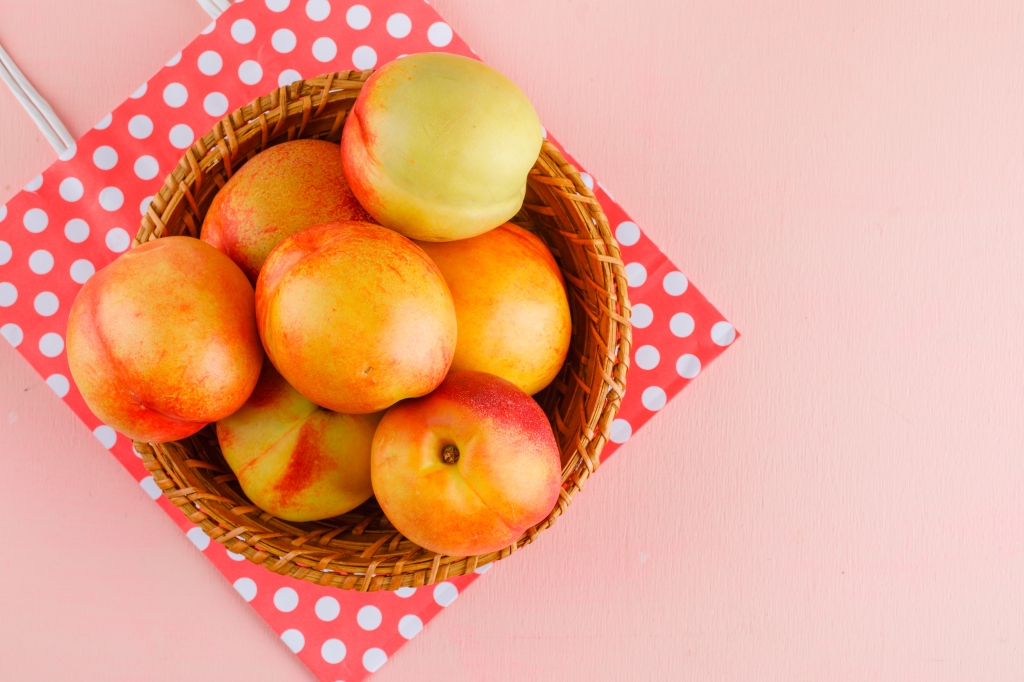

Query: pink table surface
[1,0,1023,681]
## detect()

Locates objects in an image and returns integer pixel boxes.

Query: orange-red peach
[216,360,381,522]
[256,221,457,414]
[66,237,263,443]
[371,371,562,557]
[417,223,571,395]
[201,139,374,284]
[342,52,543,242]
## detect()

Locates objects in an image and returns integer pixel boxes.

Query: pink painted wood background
[1,0,1022,679]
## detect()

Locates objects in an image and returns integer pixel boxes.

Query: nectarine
[371,371,562,557]
[217,360,381,522]
[256,221,457,414]
[201,139,374,284]
[417,223,571,395]
[66,237,263,443]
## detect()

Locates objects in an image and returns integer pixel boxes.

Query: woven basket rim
[132,70,632,591]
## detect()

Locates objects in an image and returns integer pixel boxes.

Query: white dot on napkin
[711,321,736,346]
[312,37,337,62]
[663,271,688,296]
[64,219,89,243]
[163,83,188,108]
[70,259,95,284]
[169,124,195,150]
[38,332,64,357]
[23,208,48,233]
[641,386,667,411]
[0,324,23,347]
[204,92,229,117]
[198,50,223,76]
[234,577,257,601]
[315,596,340,621]
[28,250,53,275]
[0,282,17,307]
[616,221,640,246]
[134,156,159,181]
[346,4,370,29]
[186,527,210,551]
[398,614,423,640]
[272,28,297,53]
[433,581,458,607]
[99,187,124,212]
[93,425,116,448]
[307,0,331,21]
[625,262,647,287]
[238,60,263,85]
[128,115,153,139]
[631,303,653,329]
[321,638,346,664]
[278,69,302,87]
[105,228,130,253]
[387,13,411,38]
[280,629,305,653]
[676,354,701,379]
[59,177,84,202]
[274,587,299,612]
[427,22,453,47]
[634,345,660,370]
[352,45,377,69]
[139,476,162,500]
[610,418,632,444]
[357,605,382,631]
[46,373,70,398]
[231,19,256,44]
[362,648,387,673]
[670,313,695,338]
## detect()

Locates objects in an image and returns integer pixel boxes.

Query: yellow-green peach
[342,52,543,242]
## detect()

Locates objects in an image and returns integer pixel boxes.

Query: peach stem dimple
[441,443,460,465]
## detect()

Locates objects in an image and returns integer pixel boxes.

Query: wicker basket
[132,71,631,591]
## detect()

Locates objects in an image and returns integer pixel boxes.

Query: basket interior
[133,71,631,591]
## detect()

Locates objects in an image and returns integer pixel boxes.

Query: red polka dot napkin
[0,1,737,679]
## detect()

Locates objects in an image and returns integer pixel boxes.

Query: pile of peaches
[66,54,573,558]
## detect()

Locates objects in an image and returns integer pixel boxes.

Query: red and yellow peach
[256,221,457,414]
[66,237,263,443]
[371,371,562,557]
[202,139,374,284]
[217,360,381,522]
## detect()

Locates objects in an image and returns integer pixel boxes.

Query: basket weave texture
[132,71,632,591]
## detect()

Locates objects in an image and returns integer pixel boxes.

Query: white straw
[0,0,232,158]
[196,0,232,19]
[0,41,75,157]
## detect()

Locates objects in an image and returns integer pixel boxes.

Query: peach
[342,52,543,242]
[201,139,374,284]
[256,221,456,414]
[417,223,571,395]
[371,371,562,557]
[66,237,263,443]
[216,359,382,522]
